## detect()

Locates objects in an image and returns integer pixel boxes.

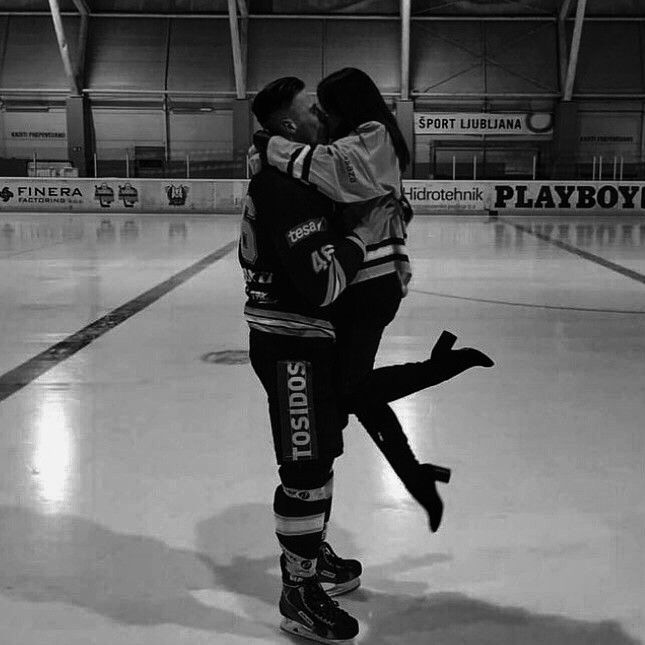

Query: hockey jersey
[239,167,366,340]
[264,120,411,291]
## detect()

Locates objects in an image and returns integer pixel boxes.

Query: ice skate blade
[322,576,361,597]
[280,618,355,643]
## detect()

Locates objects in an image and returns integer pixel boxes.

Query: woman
[254,68,493,532]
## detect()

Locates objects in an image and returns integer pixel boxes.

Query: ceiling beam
[235,0,248,94]
[564,0,587,101]
[76,11,88,78]
[236,0,248,18]
[73,0,90,82]
[557,0,573,90]
[228,0,246,99]
[559,0,574,20]
[400,0,410,100]
[71,0,90,15]
[47,0,81,95]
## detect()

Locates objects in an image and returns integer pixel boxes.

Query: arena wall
[2,14,645,179]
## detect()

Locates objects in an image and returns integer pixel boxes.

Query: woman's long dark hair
[317,67,410,172]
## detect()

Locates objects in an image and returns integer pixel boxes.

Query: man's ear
[279,118,297,137]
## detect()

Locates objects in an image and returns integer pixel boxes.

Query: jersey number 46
[311,244,335,273]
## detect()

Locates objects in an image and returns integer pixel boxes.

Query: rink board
[1,178,645,215]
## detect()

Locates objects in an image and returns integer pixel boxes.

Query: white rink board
[0,178,240,214]
[1,177,645,215]
[408,181,645,214]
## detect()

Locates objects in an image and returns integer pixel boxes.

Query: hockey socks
[274,464,360,642]
[274,464,334,582]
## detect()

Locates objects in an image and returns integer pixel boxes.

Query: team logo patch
[277,360,318,462]
[286,217,326,247]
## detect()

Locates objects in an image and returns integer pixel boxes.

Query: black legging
[331,274,419,478]
[331,273,492,531]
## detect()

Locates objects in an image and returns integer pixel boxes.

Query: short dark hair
[317,67,410,172]
[252,77,305,129]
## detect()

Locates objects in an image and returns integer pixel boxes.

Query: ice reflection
[378,455,409,504]
[494,220,645,250]
[377,397,425,504]
[32,386,76,512]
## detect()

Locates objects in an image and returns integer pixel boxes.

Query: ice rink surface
[0,211,643,645]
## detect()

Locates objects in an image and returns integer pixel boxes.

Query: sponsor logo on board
[1,185,84,205]
[165,184,189,206]
[118,183,139,208]
[493,184,645,210]
[94,183,115,208]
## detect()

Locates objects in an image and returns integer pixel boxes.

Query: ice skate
[317,541,362,597]
[279,568,359,643]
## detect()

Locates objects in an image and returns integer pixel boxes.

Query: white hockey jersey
[264,121,411,291]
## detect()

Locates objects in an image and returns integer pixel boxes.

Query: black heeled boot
[357,405,451,533]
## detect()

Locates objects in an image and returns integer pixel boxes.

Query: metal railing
[590,155,625,181]
[2,152,643,181]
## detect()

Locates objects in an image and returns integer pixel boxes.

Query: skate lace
[320,541,343,567]
[320,541,335,562]
[302,579,342,625]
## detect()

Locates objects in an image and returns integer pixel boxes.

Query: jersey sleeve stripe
[292,145,312,179]
[286,146,305,177]
[353,259,411,285]
[300,147,315,182]
[361,252,410,269]
[365,243,408,262]
[365,236,406,251]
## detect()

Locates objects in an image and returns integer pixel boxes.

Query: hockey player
[242,76,374,643]
[253,68,494,534]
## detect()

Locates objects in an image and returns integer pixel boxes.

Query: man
[240,77,371,643]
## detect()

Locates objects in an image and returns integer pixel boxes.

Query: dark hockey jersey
[239,167,366,340]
